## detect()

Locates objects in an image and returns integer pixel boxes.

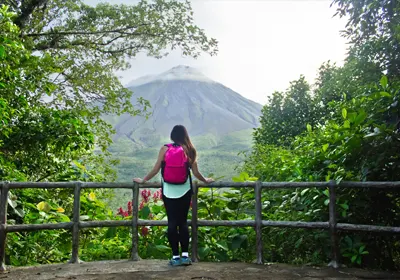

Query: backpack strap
[161,144,170,185]
[164,143,182,149]
[161,143,173,169]
[189,168,193,195]
[186,162,193,195]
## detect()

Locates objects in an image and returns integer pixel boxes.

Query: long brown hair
[170,125,197,165]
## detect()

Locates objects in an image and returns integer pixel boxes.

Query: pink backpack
[161,143,190,184]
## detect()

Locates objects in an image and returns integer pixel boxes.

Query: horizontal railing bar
[260,181,400,189]
[67,220,171,229]
[5,181,400,190]
[80,220,179,228]
[6,220,400,234]
[139,220,168,226]
[261,182,330,189]
[262,221,329,229]
[337,223,400,233]
[82,182,136,189]
[7,222,73,232]
[7,182,76,189]
[198,220,255,227]
[338,181,400,189]
[197,182,256,188]
[80,220,130,228]
[6,182,136,189]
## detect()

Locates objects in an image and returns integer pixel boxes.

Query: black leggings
[163,190,191,256]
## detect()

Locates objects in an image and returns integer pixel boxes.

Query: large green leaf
[155,245,170,252]
[215,241,229,251]
[105,227,117,239]
[231,234,247,250]
[0,45,4,58]
[380,76,388,88]
[198,247,211,259]
[354,110,367,126]
[140,206,151,219]
[342,108,347,119]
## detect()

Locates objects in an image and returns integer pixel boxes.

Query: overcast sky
[87,0,349,105]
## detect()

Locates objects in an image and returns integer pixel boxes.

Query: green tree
[332,0,400,78]
[0,0,218,181]
[244,0,400,269]
[254,76,317,146]
[0,4,108,182]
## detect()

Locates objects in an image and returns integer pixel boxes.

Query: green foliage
[244,1,400,269]
[7,194,72,266]
[1,0,218,182]
[0,4,115,183]
[332,0,400,78]
[254,76,317,146]
[341,236,369,265]
[245,73,400,269]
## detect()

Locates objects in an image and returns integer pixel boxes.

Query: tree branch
[26,24,150,37]
[14,0,49,29]
[33,32,160,53]
[4,0,19,9]
[36,171,53,182]
[97,44,146,55]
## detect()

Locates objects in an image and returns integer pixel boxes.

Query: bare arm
[191,161,213,184]
[133,146,167,183]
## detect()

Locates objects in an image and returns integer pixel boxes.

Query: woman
[133,125,214,266]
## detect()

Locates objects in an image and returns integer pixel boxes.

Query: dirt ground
[1,260,399,280]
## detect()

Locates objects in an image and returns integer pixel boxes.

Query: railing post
[328,180,340,268]
[255,181,263,264]
[191,181,199,262]
[131,182,140,261]
[70,181,82,264]
[0,182,9,272]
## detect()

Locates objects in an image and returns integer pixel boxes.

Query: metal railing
[1,180,400,271]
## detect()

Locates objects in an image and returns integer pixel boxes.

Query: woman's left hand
[133,178,145,183]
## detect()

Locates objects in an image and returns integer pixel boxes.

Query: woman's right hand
[205,178,214,184]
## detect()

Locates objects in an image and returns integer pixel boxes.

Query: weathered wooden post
[131,182,140,261]
[328,180,340,268]
[70,181,82,264]
[0,182,9,272]
[255,181,263,264]
[191,181,199,262]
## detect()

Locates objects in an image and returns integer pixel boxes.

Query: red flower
[152,189,162,202]
[141,227,149,236]
[127,201,132,215]
[141,189,151,203]
[139,200,145,210]
[117,207,129,217]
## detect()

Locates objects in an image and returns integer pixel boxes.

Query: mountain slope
[108,66,262,147]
